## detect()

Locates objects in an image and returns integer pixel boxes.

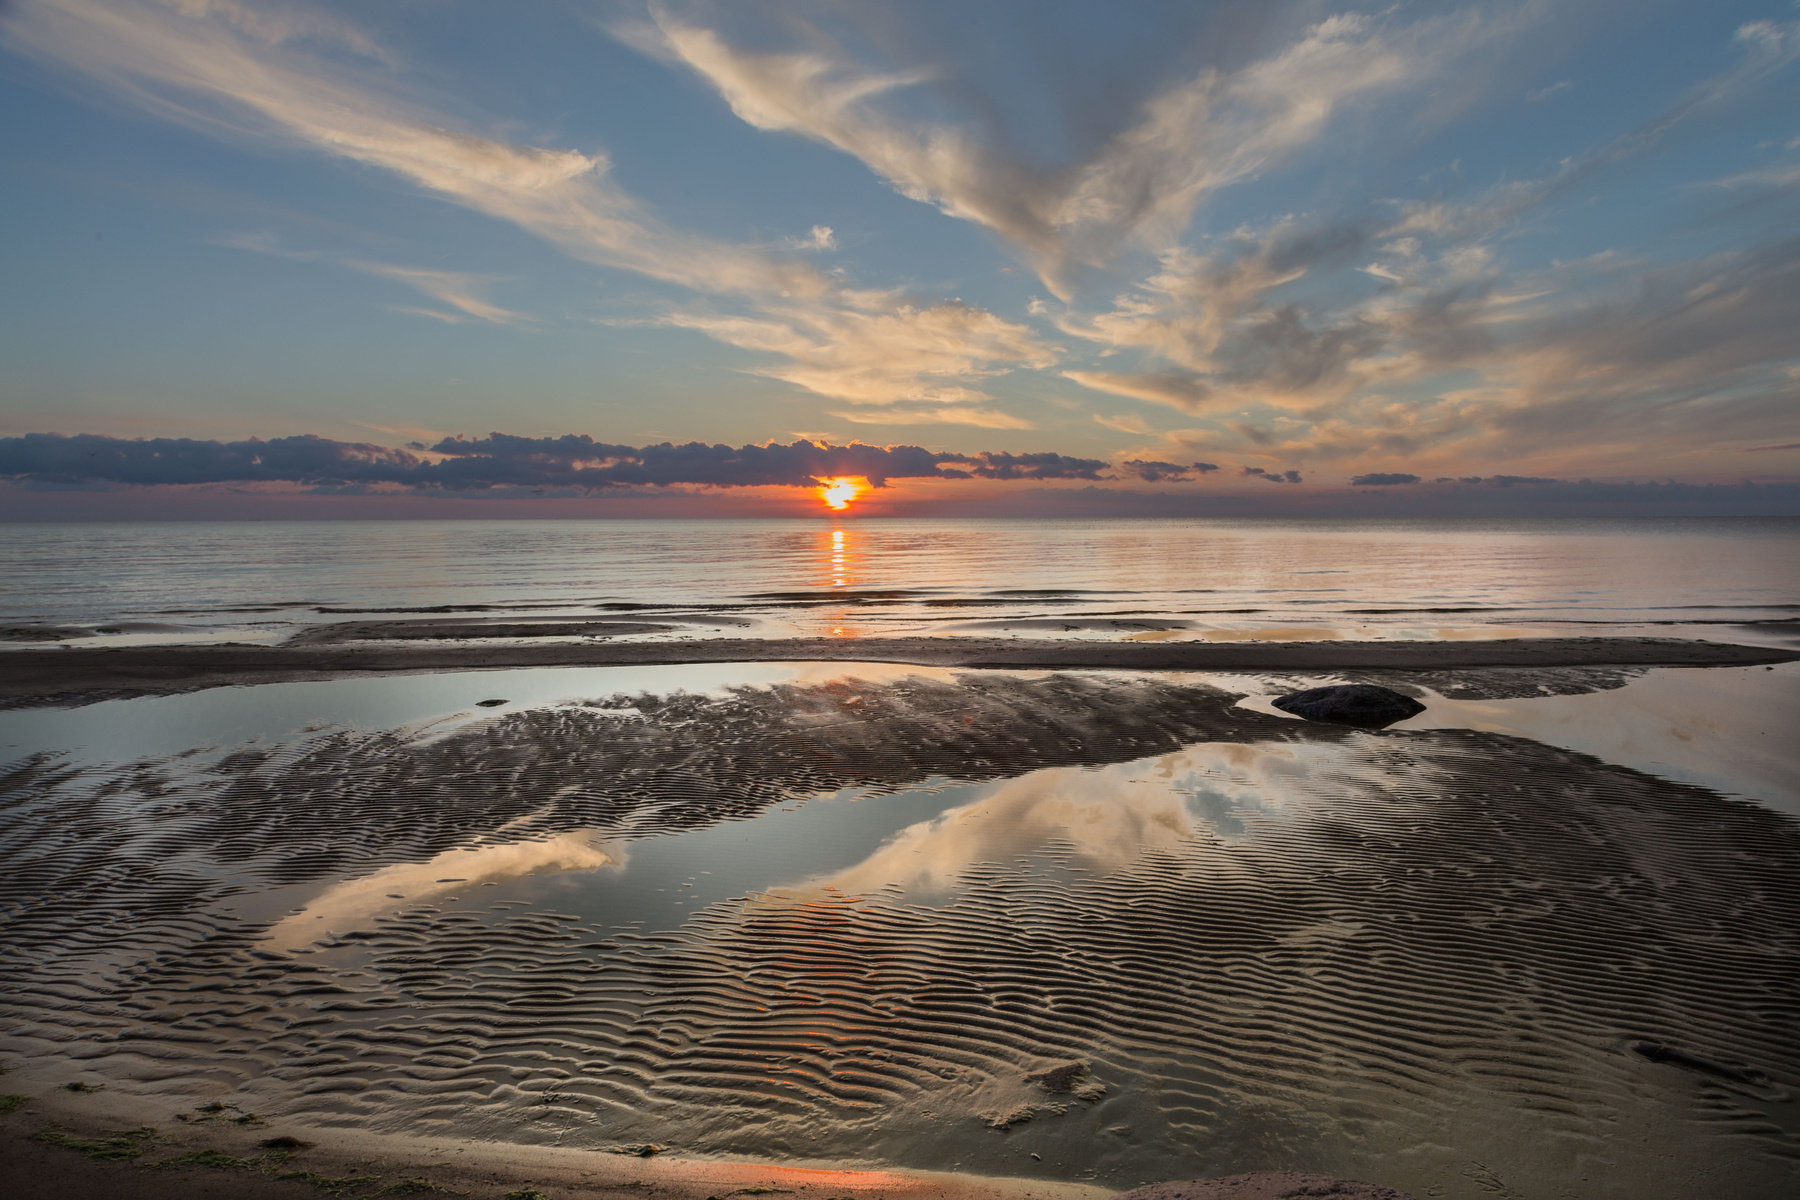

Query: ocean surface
[2,516,1797,645]
[3,517,1799,1199]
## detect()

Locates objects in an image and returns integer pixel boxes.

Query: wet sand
[4,664,1798,1198]
[2,633,1794,706]
[0,1086,1115,1200]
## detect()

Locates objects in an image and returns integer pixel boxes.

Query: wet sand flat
[2,634,1794,705]
[4,662,1798,1199]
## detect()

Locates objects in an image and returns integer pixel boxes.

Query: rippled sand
[3,665,1797,1199]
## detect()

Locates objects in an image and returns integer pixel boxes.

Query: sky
[2,0,1798,517]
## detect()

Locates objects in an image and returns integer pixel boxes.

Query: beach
[3,519,1798,1199]
[3,632,1793,705]
[8,0,1800,1190]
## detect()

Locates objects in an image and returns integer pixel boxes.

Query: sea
[2,516,1798,1199]
[3,516,1797,642]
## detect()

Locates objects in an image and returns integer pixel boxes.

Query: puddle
[0,660,969,766]
[1235,662,1800,812]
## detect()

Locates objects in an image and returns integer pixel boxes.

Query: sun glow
[818,476,865,510]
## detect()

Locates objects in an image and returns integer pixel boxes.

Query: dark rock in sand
[1115,1173,1417,1200]
[1272,684,1425,728]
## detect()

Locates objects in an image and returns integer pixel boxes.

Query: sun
[818,476,865,511]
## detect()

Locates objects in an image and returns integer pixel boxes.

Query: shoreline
[0,1088,1115,1200]
[7,633,1792,708]
[2,635,1795,705]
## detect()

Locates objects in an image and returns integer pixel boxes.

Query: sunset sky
[3,0,1799,516]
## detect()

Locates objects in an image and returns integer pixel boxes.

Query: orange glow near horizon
[818,476,866,510]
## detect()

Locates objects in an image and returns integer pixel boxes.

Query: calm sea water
[1,517,1796,643]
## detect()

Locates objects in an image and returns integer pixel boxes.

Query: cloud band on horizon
[0,432,1112,491]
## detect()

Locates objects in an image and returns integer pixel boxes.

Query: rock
[1271,684,1424,729]
[1114,1173,1418,1200]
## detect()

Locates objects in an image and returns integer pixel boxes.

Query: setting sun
[818,476,866,511]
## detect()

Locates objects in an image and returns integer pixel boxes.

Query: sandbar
[1,634,1794,706]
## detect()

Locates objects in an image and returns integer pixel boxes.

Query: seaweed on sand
[373,1178,466,1196]
[275,1169,384,1196]
[33,1124,158,1161]
[150,1147,282,1171]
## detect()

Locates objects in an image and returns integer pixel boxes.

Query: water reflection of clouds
[266,830,621,950]
[806,742,1350,901]
[1403,662,1800,811]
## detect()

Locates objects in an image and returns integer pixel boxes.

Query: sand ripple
[2,670,1797,1197]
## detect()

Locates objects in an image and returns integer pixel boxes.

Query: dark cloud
[0,433,1110,491]
[1241,466,1303,484]
[1119,459,1220,482]
[950,450,1109,481]
[420,435,963,490]
[0,433,418,486]
[1349,473,1561,488]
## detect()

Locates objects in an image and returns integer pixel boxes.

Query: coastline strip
[2,636,1794,704]
[0,1089,1115,1200]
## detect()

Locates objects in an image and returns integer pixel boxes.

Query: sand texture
[4,666,1798,1198]
[1,633,1794,706]
[0,1085,1118,1200]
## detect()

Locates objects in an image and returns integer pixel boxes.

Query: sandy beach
[4,647,1798,1199]
[3,632,1793,705]
[0,1083,1120,1200]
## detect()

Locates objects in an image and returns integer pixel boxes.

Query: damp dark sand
[1,631,1794,707]
[3,661,1799,1199]
[1,1084,1113,1200]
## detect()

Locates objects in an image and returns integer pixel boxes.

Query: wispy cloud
[788,224,836,250]
[1092,412,1153,435]
[344,261,529,326]
[205,229,321,260]
[1046,20,1800,477]
[4,0,817,297]
[11,2,1800,464]
[4,0,1059,426]
[651,294,1057,407]
[1065,368,1219,414]
[631,3,1529,296]
[829,407,1036,430]
[215,230,529,324]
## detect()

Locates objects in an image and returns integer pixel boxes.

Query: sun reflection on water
[819,527,863,635]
